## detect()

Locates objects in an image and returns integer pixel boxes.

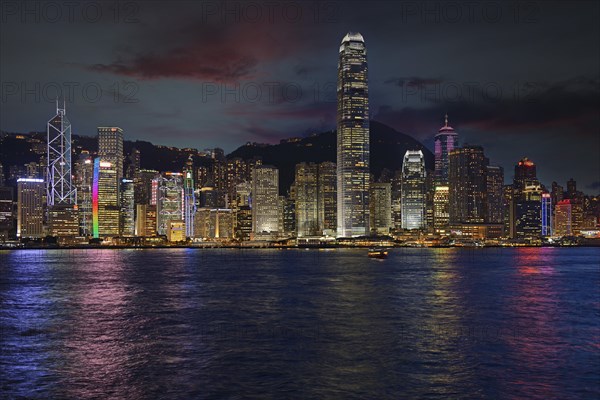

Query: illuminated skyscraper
[486,165,504,224]
[74,152,93,236]
[47,101,76,206]
[433,186,450,231]
[554,200,572,236]
[156,173,184,236]
[542,192,552,236]
[98,127,124,181]
[92,159,120,238]
[337,32,369,237]
[449,145,487,224]
[17,178,45,238]
[119,178,135,236]
[295,163,319,237]
[434,114,459,186]
[252,165,279,235]
[515,184,542,239]
[370,182,392,234]
[317,162,337,234]
[0,187,13,240]
[513,157,538,193]
[183,156,196,238]
[401,150,426,230]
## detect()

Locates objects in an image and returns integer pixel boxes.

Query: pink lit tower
[434,113,459,186]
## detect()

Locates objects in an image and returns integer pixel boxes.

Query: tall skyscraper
[183,156,196,238]
[401,150,426,230]
[92,159,120,238]
[541,192,552,236]
[513,157,538,193]
[515,184,542,239]
[434,114,459,186]
[135,169,158,205]
[47,101,76,206]
[119,178,135,236]
[17,178,45,238]
[449,145,488,224]
[317,162,337,235]
[97,127,124,181]
[337,32,370,237]
[486,165,504,224]
[295,163,319,237]
[554,200,572,236]
[252,165,279,235]
[0,186,13,240]
[74,153,93,236]
[370,182,392,235]
[433,186,450,231]
[156,173,184,236]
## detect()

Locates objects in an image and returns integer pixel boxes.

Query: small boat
[368,248,388,259]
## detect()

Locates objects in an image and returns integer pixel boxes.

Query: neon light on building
[92,158,100,238]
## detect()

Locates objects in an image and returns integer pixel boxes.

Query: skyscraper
[337,32,369,237]
[0,186,13,240]
[513,157,538,193]
[47,101,76,206]
[433,186,450,231]
[401,150,426,230]
[370,182,392,234]
[252,165,279,235]
[515,184,542,239]
[119,178,135,236]
[554,200,572,236]
[317,162,337,235]
[542,192,552,237]
[295,163,319,237]
[92,159,120,237]
[486,165,504,224]
[449,145,488,224]
[434,114,459,186]
[155,173,184,236]
[98,127,124,181]
[74,152,93,236]
[17,178,45,238]
[183,156,196,238]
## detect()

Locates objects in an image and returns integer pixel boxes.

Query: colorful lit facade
[92,159,119,238]
[541,192,552,236]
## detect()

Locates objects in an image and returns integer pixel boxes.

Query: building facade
[401,150,426,230]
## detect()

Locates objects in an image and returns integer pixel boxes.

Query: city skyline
[1,1,598,190]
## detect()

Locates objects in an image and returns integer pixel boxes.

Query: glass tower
[434,114,459,186]
[401,150,427,230]
[337,32,369,237]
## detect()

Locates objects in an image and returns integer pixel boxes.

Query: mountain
[227,120,434,193]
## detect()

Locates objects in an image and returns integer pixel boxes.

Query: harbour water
[1,248,599,399]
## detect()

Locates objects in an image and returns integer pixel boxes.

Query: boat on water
[368,248,389,259]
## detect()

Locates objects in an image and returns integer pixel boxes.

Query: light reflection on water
[0,248,599,399]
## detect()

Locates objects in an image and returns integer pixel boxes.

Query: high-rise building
[183,156,196,238]
[295,163,319,237]
[434,114,459,186]
[433,186,450,231]
[281,196,296,236]
[370,182,392,235]
[92,159,120,238]
[486,165,504,224]
[17,178,45,238]
[252,165,279,235]
[47,204,79,237]
[135,204,157,237]
[554,200,572,236]
[74,153,93,236]
[97,127,124,181]
[337,32,370,237]
[126,148,140,180]
[135,169,158,206]
[166,220,185,242]
[503,185,514,238]
[513,157,538,193]
[449,145,488,224]
[47,101,76,207]
[156,173,184,236]
[194,208,234,239]
[235,205,252,241]
[318,162,337,235]
[542,192,552,237]
[391,170,402,231]
[0,186,13,240]
[515,184,542,239]
[401,150,426,230]
[119,178,135,236]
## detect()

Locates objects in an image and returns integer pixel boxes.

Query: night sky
[1,1,598,190]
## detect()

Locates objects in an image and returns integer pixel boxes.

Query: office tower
[542,193,552,236]
[166,220,185,242]
[92,159,120,238]
[391,171,402,231]
[401,150,426,230]
[47,101,76,206]
[449,145,487,224]
[235,181,252,207]
[17,178,45,238]
[433,186,450,231]
[566,178,577,198]
[252,165,279,235]
[281,196,296,236]
[515,184,542,239]
[551,182,564,212]
[503,185,514,237]
[119,178,135,236]
[513,157,538,193]
[97,127,124,181]
[199,185,219,208]
[486,165,504,224]
[235,205,252,241]
[135,169,158,205]
[226,158,249,206]
[554,200,572,236]
[135,204,157,237]
[126,148,141,179]
[74,153,93,236]
[183,156,196,238]
[318,161,337,234]
[156,173,184,236]
[196,165,210,189]
[370,182,392,235]
[337,32,370,237]
[425,173,435,229]
[47,205,79,237]
[434,114,459,186]
[295,163,319,237]
[194,208,234,239]
[0,187,14,240]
